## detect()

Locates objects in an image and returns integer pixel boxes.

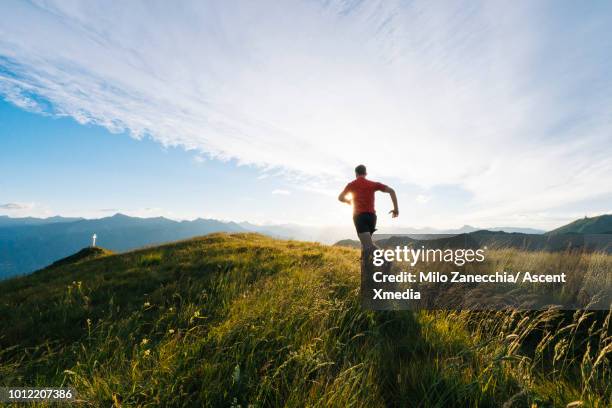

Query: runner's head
[355,164,367,177]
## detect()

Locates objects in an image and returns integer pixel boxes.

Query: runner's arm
[383,186,399,217]
[338,186,351,204]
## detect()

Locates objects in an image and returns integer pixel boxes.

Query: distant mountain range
[0,215,82,227]
[335,214,612,254]
[0,214,246,278]
[372,225,546,235]
[0,213,609,279]
[374,229,612,253]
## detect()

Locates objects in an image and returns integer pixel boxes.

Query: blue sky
[0,100,341,225]
[1,0,611,230]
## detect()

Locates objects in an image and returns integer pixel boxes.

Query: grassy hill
[548,214,612,235]
[0,234,610,407]
[47,246,114,268]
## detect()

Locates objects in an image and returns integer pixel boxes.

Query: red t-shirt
[342,177,387,214]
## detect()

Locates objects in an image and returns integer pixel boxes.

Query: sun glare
[345,192,354,212]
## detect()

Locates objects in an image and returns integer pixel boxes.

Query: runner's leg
[357,231,376,251]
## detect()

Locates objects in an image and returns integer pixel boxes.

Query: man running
[338,164,399,251]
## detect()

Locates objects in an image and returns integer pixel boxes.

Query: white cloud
[0,202,33,210]
[272,189,291,196]
[0,0,610,224]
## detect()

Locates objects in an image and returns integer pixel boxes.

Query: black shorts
[353,212,377,234]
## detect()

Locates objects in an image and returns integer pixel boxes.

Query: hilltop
[0,213,246,278]
[548,214,612,235]
[0,233,609,406]
[47,246,114,269]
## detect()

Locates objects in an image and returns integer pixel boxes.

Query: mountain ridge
[1,213,608,278]
[547,214,612,235]
[335,216,612,252]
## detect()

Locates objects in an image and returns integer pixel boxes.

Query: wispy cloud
[0,202,33,210]
[0,0,610,224]
[272,189,291,196]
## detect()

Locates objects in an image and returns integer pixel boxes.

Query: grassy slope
[0,233,610,407]
[548,214,612,234]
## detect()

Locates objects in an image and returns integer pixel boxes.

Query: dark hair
[355,164,367,175]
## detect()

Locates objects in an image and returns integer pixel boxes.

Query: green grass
[0,233,610,407]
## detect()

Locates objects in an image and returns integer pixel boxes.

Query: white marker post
[92,233,97,247]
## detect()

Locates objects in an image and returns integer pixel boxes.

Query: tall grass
[0,233,609,407]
